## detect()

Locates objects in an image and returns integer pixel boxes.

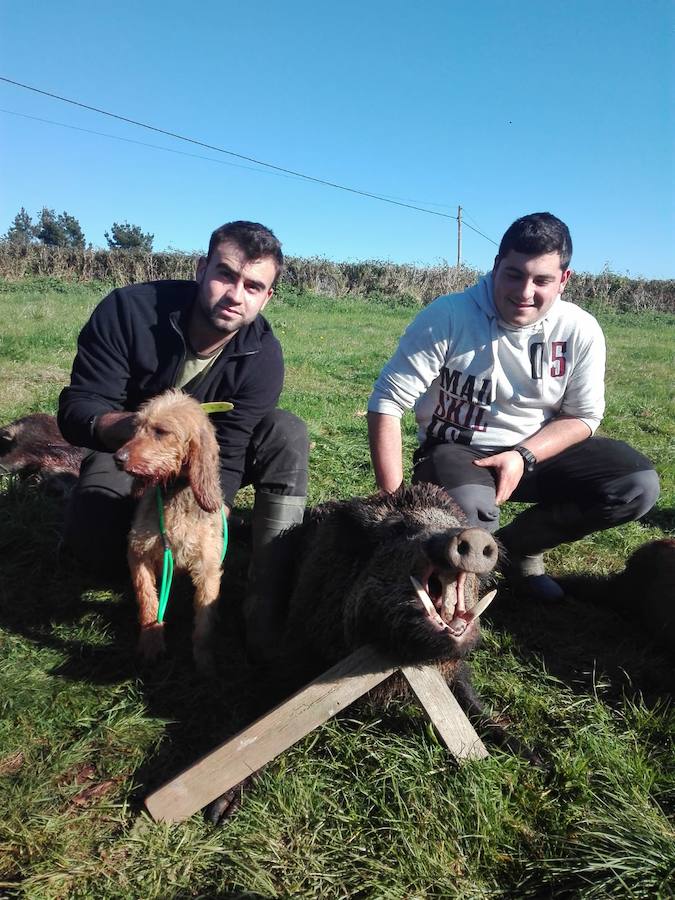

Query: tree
[35,208,86,248]
[105,221,154,252]
[35,208,64,247]
[59,212,86,249]
[4,207,35,245]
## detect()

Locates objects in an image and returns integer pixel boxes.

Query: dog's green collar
[155,486,228,624]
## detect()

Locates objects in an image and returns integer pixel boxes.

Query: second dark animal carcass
[0,413,84,495]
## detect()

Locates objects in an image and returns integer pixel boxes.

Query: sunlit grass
[0,278,672,899]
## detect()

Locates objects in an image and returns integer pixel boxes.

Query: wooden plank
[401,663,488,760]
[145,645,396,823]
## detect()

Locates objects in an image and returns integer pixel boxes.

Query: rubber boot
[243,491,306,663]
[496,501,590,601]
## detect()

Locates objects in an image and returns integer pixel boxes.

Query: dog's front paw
[138,623,166,662]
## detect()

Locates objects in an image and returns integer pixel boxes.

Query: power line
[0,108,300,181]
[1,108,467,223]
[460,207,484,231]
[0,77,455,220]
[0,107,464,218]
[0,75,498,246]
[0,108,473,219]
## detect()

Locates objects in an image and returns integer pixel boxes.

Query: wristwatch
[512,445,537,472]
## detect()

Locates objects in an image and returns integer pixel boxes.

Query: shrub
[0,244,672,312]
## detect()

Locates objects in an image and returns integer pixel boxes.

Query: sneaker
[513,573,565,602]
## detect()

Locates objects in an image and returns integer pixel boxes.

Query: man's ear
[260,287,274,312]
[492,254,501,271]
[195,255,207,282]
[559,268,572,293]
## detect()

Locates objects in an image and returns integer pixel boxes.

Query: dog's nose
[113,447,129,470]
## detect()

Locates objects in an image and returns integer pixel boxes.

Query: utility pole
[457,205,462,267]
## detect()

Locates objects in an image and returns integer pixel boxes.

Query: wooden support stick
[401,664,488,759]
[145,645,396,823]
[145,648,490,824]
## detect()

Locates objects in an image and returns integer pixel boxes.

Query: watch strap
[512,445,537,471]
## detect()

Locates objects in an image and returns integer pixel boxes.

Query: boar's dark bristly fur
[0,413,84,496]
[282,482,499,678]
[557,538,675,653]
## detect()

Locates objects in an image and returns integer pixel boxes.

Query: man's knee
[444,483,500,532]
[411,443,499,531]
[595,468,660,526]
[256,409,308,454]
[248,409,309,496]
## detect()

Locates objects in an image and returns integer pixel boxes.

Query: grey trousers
[412,437,660,572]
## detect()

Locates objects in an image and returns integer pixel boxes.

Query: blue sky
[1,0,673,277]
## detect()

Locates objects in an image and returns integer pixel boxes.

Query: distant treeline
[0,242,672,312]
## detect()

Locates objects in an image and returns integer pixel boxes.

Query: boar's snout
[429,527,498,575]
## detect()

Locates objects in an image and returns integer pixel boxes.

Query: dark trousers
[63,409,308,576]
[412,437,660,568]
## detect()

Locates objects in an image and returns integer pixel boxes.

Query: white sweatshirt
[368,274,606,450]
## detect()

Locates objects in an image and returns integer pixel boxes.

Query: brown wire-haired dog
[114,390,225,674]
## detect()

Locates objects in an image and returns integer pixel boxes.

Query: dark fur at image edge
[0,413,85,494]
[557,538,675,653]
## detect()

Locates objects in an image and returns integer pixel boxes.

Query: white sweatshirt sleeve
[368,296,452,418]
[558,313,606,433]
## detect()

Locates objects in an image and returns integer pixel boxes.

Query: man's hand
[95,411,137,451]
[472,418,592,505]
[473,450,524,505]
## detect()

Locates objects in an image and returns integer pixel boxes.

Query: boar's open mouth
[410,570,495,639]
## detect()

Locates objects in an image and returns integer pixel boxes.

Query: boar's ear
[327,499,406,561]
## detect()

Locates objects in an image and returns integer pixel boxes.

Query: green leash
[155,486,228,623]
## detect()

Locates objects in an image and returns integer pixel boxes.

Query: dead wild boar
[0,413,84,495]
[208,483,527,823]
[557,538,675,653]
[283,482,499,689]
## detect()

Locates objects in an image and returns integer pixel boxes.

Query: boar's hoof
[206,774,256,825]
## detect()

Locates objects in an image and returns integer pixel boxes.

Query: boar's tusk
[471,590,497,619]
[410,576,447,629]
[410,575,437,616]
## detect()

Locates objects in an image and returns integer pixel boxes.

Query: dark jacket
[57,280,284,503]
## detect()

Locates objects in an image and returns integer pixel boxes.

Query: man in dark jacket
[58,220,308,660]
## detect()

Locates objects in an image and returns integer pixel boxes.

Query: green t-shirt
[174,345,226,391]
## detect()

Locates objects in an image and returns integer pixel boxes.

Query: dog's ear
[187,419,222,512]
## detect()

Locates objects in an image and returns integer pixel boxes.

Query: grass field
[0,278,673,899]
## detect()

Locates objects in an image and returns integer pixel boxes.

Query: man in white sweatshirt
[368,212,660,599]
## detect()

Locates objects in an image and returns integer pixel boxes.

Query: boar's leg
[206,772,260,825]
[451,662,543,767]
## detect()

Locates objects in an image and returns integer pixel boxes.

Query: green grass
[0,278,673,899]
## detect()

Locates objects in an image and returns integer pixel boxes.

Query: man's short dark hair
[207,221,284,284]
[497,212,573,270]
